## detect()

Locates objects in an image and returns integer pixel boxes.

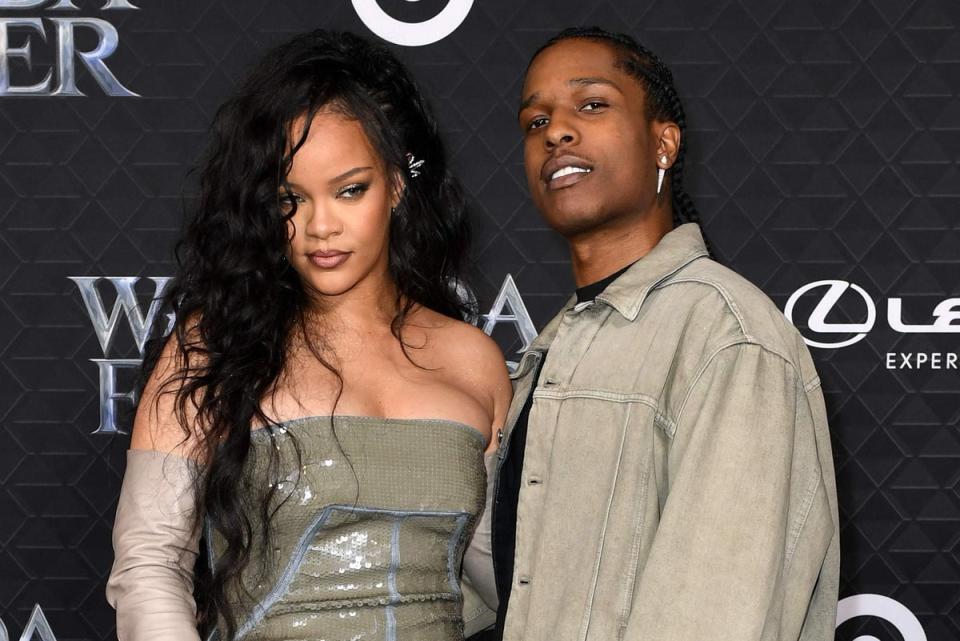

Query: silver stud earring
[656,155,668,195]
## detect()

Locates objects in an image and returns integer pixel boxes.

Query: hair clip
[406,152,425,178]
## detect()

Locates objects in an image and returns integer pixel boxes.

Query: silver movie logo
[0,0,138,96]
[785,280,960,349]
[480,273,537,371]
[69,276,173,435]
[72,274,537,435]
[0,604,58,641]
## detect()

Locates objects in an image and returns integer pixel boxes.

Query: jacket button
[497,429,504,442]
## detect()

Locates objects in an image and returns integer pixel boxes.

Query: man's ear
[655,121,681,165]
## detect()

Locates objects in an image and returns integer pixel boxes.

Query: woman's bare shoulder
[412,309,512,428]
[413,309,507,372]
[130,322,208,459]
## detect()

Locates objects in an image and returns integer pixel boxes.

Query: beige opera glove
[106,449,203,641]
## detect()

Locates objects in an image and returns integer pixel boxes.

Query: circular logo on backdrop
[836,594,927,641]
[352,0,474,46]
[784,280,876,349]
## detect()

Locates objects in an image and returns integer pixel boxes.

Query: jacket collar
[595,223,709,321]
[515,223,710,370]
[514,297,575,372]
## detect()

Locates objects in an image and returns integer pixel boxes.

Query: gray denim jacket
[485,223,840,641]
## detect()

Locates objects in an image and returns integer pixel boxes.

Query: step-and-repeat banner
[0,1,957,640]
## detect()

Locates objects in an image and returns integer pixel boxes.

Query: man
[469,27,840,641]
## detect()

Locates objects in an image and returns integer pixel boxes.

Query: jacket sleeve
[106,449,203,641]
[461,450,498,636]
[622,342,827,641]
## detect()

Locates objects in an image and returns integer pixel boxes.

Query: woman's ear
[390,169,406,212]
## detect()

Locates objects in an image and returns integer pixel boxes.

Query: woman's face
[282,109,399,300]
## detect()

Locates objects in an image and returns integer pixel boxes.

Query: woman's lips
[307,251,351,269]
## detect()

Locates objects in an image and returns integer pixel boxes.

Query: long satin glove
[106,449,203,641]
[462,450,499,637]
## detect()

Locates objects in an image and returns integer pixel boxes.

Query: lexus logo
[785,280,960,349]
[785,280,875,349]
[352,0,474,47]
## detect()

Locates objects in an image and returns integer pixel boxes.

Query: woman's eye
[278,192,303,209]
[338,183,368,199]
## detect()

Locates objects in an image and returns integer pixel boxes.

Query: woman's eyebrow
[328,166,373,184]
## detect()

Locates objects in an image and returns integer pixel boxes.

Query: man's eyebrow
[519,92,540,115]
[518,76,623,116]
[569,76,621,91]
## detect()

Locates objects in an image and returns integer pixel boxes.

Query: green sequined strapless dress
[207,415,487,641]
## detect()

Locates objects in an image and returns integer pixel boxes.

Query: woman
[106,30,510,641]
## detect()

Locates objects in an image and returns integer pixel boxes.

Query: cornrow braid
[530,27,714,257]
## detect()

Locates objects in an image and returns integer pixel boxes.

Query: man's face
[520,39,660,238]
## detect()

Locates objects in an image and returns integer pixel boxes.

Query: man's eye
[527,117,548,131]
[338,183,368,199]
[582,101,608,111]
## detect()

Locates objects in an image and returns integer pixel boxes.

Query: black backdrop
[1,1,958,640]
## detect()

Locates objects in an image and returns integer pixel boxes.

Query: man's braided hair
[530,27,713,256]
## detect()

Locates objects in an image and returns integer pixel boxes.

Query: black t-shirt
[490,263,633,638]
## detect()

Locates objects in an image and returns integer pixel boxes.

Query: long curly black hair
[140,29,472,639]
[530,27,713,256]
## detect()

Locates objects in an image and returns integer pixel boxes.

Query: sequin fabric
[207,416,487,641]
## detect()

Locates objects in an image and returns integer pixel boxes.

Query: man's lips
[307,250,351,269]
[541,154,594,190]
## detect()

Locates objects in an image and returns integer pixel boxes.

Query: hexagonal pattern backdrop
[0,1,958,640]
